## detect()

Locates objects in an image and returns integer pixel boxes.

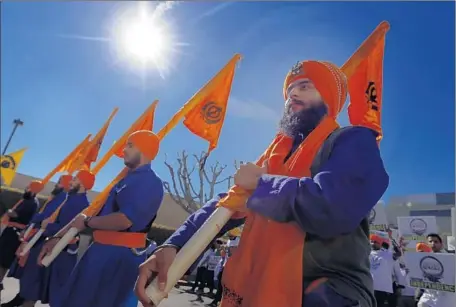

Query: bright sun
[123,21,166,62]
[112,3,176,78]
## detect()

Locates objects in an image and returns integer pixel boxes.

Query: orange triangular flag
[90,101,158,175]
[342,21,390,143]
[67,108,119,173]
[157,54,241,158]
[84,107,119,166]
[48,134,92,182]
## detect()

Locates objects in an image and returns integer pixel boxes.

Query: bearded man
[136,61,389,307]
[39,130,164,307]
[1,175,72,307]
[0,182,40,294]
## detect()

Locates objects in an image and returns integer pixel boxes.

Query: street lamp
[2,118,24,155]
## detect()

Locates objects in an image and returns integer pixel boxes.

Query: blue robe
[165,128,389,306]
[56,164,164,307]
[7,192,66,280]
[19,192,88,303]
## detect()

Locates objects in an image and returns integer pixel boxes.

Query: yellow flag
[0,148,27,186]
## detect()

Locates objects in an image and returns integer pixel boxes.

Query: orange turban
[128,130,160,161]
[416,242,432,252]
[59,175,73,191]
[369,234,384,244]
[283,60,348,117]
[76,170,95,190]
[29,180,44,194]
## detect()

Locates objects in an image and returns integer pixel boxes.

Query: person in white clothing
[393,260,415,307]
[192,243,217,294]
[416,234,456,307]
[209,236,239,307]
[369,234,395,307]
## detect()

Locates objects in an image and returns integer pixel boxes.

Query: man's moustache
[286,99,305,109]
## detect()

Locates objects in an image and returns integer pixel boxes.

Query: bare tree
[163,151,239,214]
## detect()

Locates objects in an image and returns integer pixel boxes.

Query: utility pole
[2,118,24,155]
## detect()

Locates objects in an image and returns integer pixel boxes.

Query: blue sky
[1,1,454,204]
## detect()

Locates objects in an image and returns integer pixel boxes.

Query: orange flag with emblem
[90,101,158,175]
[156,54,241,156]
[342,21,390,143]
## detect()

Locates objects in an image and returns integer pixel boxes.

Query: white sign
[447,236,455,251]
[398,216,438,252]
[404,251,455,293]
[369,202,388,231]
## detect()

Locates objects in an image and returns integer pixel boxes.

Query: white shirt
[197,249,216,269]
[393,261,415,297]
[370,249,395,293]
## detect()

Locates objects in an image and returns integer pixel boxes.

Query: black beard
[68,185,80,195]
[124,154,141,169]
[278,103,328,138]
[51,186,64,196]
[23,191,33,200]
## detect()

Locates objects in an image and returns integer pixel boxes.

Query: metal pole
[2,118,24,155]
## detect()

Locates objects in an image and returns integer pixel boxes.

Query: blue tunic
[30,192,67,227]
[7,193,67,280]
[56,164,164,307]
[19,192,89,303]
[165,127,389,256]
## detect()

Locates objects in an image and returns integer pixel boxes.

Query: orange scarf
[220,116,339,307]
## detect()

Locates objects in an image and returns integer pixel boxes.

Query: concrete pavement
[1,277,213,307]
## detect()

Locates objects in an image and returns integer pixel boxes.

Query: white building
[385,192,455,238]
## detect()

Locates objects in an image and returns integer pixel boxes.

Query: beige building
[385,192,455,237]
[3,172,190,229]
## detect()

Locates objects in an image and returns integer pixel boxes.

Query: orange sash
[220,117,339,307]
[92,230,147,249]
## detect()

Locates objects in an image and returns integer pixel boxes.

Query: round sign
[409,218,428,236]
[420,256,444,279]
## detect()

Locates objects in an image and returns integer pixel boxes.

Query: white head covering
[227,237,240,248]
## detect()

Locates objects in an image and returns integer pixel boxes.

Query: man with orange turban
[370,233,395,307]
[0,181,40,299]
[136,61,389,307]
[6,170,94,307]
[1,175,73,307]
[40,130,164,307]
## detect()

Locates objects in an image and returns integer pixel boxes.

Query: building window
[409,210,452,217]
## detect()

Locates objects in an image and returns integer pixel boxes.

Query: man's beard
[278,103,328,138]
[51,186,64,196]
[23,191,33,200]
[68,184,80,195]
[124,154,141,169]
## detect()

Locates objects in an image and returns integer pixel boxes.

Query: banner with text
[404,251,455,293]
